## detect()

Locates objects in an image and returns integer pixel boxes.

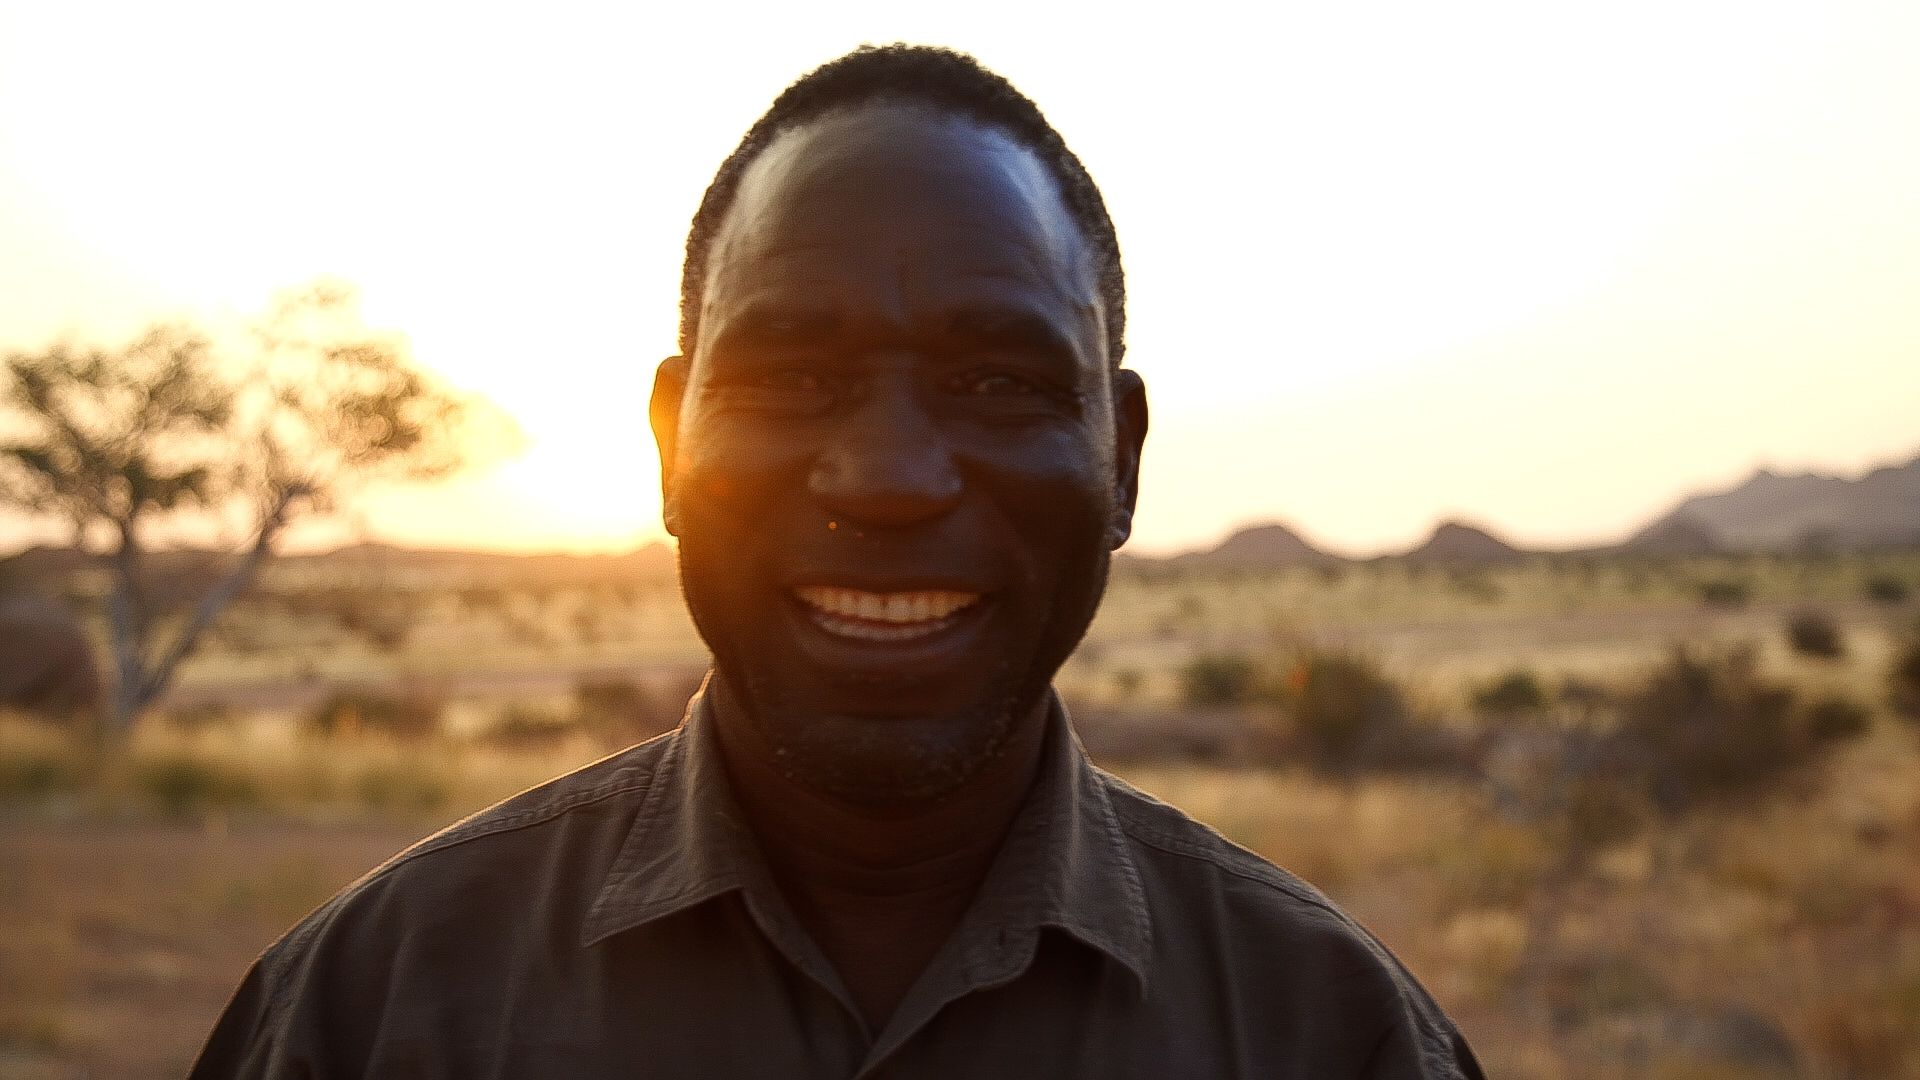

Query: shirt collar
[581,686,1153,992]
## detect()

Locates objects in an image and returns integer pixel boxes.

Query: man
[194,45,1483,1078]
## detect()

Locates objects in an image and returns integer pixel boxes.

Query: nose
[808,374,963,528]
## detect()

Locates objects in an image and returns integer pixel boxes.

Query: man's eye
[755,370,825,393]
[955,371,1037,396]
[712,369,833,413]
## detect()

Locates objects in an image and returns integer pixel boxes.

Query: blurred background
[3,3,1917,1077]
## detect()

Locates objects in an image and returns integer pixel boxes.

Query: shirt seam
[1108,799,1334,912]
[1108,791,1467,1069]
[259,750,661,1014]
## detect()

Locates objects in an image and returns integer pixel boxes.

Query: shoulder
[260,732,672,996]
[1096,768,1482,1079]
[1098,767,1340,913]
[191,735,677,1076]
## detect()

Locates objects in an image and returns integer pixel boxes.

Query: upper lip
[781,569,995,595]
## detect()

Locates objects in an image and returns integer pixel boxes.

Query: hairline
[693,99,1115,371]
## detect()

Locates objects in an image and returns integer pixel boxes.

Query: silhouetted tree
[0,282,490,737]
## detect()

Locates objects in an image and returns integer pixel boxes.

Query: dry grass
[0,714,607,826]
[0,820,423,1079]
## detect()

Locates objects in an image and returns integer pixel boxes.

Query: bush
[485,707,576,750]
[1472,670,1549,718]
[1863,576,1911,606]
[1179,654,1259,707]
[574,672,701,749]
[132,755,258,816]
[1614,644,1865,813]
[1448,571,1503,604]
[1891,629,1920,722]
[353,762,450,814]
[1698,579,1751,609]
[304,689,444,741]
[1276,648,1459,775]
[1805,697,1872,743]
[1784,610,1845,660]
[164,703,237,732]
[0,738,85,803]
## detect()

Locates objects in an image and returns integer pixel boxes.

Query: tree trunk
[102,520,148,742]
[97,493,293,738]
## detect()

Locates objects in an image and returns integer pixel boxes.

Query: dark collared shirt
[193,693,1483,1079]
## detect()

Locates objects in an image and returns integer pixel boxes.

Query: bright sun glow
[3,1,1917,556]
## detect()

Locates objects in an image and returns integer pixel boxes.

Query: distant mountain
[1622,510,1723,555]
[1405,520,1525,564]
[1169,521,1341,570]
[1631,452,1920,552]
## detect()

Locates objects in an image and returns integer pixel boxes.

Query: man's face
[653,102,1146,805]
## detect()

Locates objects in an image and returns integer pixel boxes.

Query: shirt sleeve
[188,956,304,1079]
[1356,1015,1488,1080]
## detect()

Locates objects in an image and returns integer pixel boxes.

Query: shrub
[1784,610,1845,659]
[0,729,85,803]
[1448,571,1503,604]
[1891,628,1920,722]
[353,762,450,814]
[332,596,414,652]
[132,755,258,816]
[1805,696,1872,743]
[485,707,576,750]
[304,688,444,741]
[1275,647,1460,775]
[1179,654,1258,707]
[1472,670,1549,718]
[1556,677,1613,712]
[1864,576,1911,606]
[1614,644,1865,813]
[574,672,700,749]
[164,703,236,732]
[1698,579,1751,609]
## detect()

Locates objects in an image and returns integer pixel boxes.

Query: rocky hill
[1165,521,1341,569]
[1404,520,1525,564]
[1630,452,1920,552]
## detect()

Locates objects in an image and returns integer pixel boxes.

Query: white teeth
[794,586,980,641]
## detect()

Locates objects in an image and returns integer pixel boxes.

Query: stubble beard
[717,656,1046,810]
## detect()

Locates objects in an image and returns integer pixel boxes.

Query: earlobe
[649,356,690,537]
[1107,368,1148,551]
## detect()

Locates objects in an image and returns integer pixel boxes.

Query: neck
[706,678,1051,1027]
[709,679,1050,898]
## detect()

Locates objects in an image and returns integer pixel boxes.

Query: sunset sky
[2,2,1916,557]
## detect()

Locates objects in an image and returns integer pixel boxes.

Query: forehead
[699,101,1099,335]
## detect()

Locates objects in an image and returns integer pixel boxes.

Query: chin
[718,662,1046,808]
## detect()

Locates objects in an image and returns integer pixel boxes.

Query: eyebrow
[945,305,1078,358]
[711,299,1086,362]
[720,303,842,345]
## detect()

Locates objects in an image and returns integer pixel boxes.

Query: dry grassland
[4,551,1919,1078]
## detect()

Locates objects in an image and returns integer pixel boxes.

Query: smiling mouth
[793,586,982,642]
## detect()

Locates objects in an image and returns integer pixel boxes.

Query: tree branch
[132,488,300,713]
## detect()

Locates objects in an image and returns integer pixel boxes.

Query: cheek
[963,425,1115,514]
[674,411,812,512]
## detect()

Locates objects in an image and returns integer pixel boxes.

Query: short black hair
[678,44,1127,365]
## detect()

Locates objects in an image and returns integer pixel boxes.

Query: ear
[1107,367,1148,550]
[649,356,689,536]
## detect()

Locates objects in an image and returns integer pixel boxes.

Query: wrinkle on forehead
[699,101,1101,346]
